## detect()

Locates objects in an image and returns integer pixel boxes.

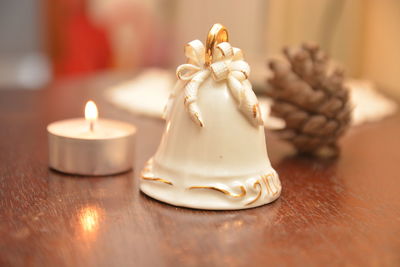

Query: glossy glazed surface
[141,77,281,210]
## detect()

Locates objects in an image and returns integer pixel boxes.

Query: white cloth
[106,68,397,129]
[105,69,174,118]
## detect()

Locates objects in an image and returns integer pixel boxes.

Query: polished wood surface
[0,74,400,266]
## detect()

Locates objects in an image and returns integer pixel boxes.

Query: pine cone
[266,43,351,158]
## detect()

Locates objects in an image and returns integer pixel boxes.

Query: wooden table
[1,73,400,267]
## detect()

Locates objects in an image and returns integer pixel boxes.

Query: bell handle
[205,23,229,66]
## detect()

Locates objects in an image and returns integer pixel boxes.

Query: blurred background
[0,0,399,100]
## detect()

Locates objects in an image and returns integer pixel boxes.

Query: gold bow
[173,40,263,128]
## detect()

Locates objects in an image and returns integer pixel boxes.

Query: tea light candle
[47,101,136,176]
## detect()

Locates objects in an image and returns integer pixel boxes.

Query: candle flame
[85,100,98,121]
[85,101,98,132]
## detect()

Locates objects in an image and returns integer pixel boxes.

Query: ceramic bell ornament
[140,24,281,210]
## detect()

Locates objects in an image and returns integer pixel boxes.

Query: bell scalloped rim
[140,159,281,210]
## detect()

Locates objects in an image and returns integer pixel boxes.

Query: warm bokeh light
[79,206,100,233]
[85,100,98,121]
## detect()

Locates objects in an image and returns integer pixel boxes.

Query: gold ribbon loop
[230,61,250,80]
[176,64,201,80]
[232,48,244,61]
[214,42,234,61]
[184,40,205,66]
[205,24,229,66]
[210,61,230,81]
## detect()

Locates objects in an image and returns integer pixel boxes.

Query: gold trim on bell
[261,173,279,197]
[141,176,174,186]
[245,180,262,206]
[188,185,246,198]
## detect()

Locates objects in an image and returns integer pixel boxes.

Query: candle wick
[89,120,94,132]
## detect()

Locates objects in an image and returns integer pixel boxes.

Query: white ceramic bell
[140,24,281,210]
